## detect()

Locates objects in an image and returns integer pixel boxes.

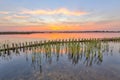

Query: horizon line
[0,30,120,35]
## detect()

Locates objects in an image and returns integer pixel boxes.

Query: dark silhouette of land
[0,31,120,35]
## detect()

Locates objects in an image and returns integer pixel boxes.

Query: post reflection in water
[0,40,119,72]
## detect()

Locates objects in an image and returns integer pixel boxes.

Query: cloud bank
[21,8,88,16]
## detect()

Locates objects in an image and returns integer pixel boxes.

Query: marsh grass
[0,37,120,66]
[0,37,120,52]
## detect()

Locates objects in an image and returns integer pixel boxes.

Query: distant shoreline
[0,31,120,35]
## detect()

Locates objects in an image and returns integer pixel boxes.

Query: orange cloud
[21,8,88,16]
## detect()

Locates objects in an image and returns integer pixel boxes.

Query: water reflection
[0,41,119,67]
[0,41,120,80]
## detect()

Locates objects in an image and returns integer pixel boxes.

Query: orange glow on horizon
[1,20,120,31]
[49,26,64,30]
[6,25,106,31]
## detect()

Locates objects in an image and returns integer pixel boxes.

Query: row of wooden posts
[0,37,120,51]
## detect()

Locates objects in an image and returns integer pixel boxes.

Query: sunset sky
[0,0,120,31]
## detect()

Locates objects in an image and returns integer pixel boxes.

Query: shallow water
[0,33,120,42]
[0,33,120,80]
[0,41,120,80]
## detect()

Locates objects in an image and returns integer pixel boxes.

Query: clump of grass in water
[0,38,119,66]
[0,37,120,52]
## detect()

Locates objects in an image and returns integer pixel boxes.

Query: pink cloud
[2,15,30,20]
[0,11,9,14]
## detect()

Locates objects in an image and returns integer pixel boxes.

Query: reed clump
[0,37,120,52]
[0,37,119,66]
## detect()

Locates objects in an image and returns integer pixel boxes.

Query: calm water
[0,33,120,42]
[0,33,120,80]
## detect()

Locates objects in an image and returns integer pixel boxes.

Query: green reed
[0,37,119,67]
[0,37,120,52]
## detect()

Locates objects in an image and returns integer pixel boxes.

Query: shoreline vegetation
[1,38,120,67]
[0,31,120,35]
[0,37,120,51]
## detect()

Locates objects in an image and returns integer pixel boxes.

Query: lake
[0,33,120,80]
[0,33,120,42]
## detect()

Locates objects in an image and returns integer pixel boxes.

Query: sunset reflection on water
[0,33,120,42]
